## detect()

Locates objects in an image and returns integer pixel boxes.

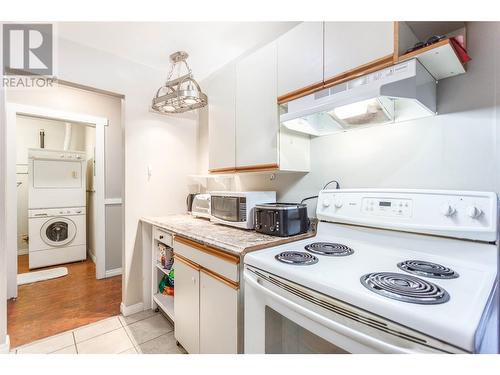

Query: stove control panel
[317,189,498,242]
[362,197,413,217]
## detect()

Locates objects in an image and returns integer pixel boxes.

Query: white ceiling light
[152,51,208,114]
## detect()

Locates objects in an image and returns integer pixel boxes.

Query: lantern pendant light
[152,51,208,114]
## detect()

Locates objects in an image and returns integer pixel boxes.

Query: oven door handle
[245,272,413,354]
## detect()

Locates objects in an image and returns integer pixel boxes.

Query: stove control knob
[440,204,456,217]
[467,205,482,219]
[322,199,331,208]
[334,199,343,209]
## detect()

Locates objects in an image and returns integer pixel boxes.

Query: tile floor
[10,310,186,354]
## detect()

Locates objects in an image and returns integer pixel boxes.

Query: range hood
[280,59,437,136]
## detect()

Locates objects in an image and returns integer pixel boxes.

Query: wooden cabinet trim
[235,163,279,172]
[277,81,325,105]
[174,254,201,271]
[393,21,400,62]
[208,166,237,174]
[174,235,240,265]
[209,163,280,174]
[200,268,240,290]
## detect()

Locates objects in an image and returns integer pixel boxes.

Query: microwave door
[212,196,239,222]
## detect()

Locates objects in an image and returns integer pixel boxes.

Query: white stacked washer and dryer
[28,148,87,269]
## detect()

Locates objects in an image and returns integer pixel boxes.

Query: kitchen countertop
[141,214,316,256]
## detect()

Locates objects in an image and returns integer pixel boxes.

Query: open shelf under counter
[154,261,172,276]
[153,292,174,322]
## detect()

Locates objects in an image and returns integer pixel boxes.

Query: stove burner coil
[275,251,319,265]
[397,260,459,279]
[305,242,354,256]
[360,272,450,305]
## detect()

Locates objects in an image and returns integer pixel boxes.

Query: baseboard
[0,335,10,354]
[105,267,122,278]
[120,302,144,317]
[88,250,96,264]
[18,248,28,255]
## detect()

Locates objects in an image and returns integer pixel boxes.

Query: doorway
[5,104,108,299]
[4,102,123,348]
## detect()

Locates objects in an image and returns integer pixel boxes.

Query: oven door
[244,266,457,354]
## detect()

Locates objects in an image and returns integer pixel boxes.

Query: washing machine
[28,148,87,209]
[28,207,87,269]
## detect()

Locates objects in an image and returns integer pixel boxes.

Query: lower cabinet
[200,270,238,354]
[173,237,240,354]
[173,257,200,354]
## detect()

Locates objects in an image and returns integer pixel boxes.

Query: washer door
[40,217,77,247]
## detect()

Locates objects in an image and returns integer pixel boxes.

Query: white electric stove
[244,189,499,354]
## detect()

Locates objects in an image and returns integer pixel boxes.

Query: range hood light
[333,99,379,120]
[327,97,394,128]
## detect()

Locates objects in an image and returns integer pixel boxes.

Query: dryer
[28,148,87,209]
[28,207,87,269]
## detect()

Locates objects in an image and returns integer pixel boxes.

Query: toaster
[191,193,211,219]
[254,203,308,237]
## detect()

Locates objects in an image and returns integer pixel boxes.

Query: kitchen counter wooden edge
[140,214,316,257]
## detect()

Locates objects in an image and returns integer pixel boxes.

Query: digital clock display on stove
[379,201,391,207]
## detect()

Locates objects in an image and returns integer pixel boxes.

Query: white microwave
[210,191,276,229]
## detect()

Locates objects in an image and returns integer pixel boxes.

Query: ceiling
[57,22,298,81]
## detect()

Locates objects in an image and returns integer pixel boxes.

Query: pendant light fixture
[152,51,208,114]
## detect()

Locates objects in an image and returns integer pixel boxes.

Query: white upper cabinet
[277,22,324,97]
[235,41,279,168]
[206,62,236,171]
[324,22,394,79]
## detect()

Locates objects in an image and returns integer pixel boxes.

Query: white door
[199,270,238,353]
[174,258,200,354]
[235,41,279,168]
[277,22,324,96]
[324,22,394,80]
[207,62,236,171]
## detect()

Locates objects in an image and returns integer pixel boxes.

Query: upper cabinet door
[277,22,324,97]
[235,41,279,168]
[206,62,236,172]
[324,22,394,79]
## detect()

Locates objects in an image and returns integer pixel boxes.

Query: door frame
[5,103,108,299]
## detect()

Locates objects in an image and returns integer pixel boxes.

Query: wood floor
[7,255,122,348]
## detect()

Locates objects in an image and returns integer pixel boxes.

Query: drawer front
[153,227,173,247]
[174,236,240,283]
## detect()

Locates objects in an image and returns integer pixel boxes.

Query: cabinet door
[207,62,236,171]
[174,258,200,354]
[277,22,324,97]
[324,22,394,79]
[199,270,238,354]
[235,41,279,168]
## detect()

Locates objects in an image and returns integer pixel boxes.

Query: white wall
[15,117,87,254]
[52,36,198,307]
[199,22,500,216]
